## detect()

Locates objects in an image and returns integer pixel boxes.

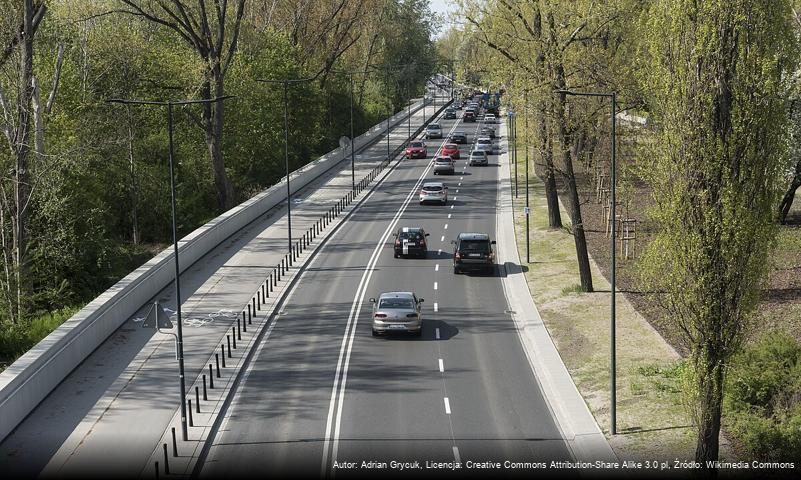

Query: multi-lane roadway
[199,104,573,477]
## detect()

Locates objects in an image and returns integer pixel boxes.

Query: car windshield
[423,185,443,192]
[379,298,415,309]
[410,142,424,148]
[460,240,490,253]
[478,139,491,145]
[399,231,422,240]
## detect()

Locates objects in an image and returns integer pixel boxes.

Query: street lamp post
[555,88,618,435]
[107,95,233,442]
[508,109,517,199]
[257,77,315,258]
[524,89,530,264]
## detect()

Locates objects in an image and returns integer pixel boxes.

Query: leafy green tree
[639,0,798,465]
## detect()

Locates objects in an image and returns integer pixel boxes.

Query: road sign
[142,301,174,329]
[524,207,530,215]
[508,111,514,117]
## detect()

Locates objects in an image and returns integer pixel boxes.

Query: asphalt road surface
[200,107,573,478]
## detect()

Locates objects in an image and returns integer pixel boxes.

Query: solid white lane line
[440,235,445,242]
[436,328,441,340]
[434,282,438,290]
[453,446,461,463]
[444,224,448,230]
[435,264,439,271]
[439,359,444,372]
[434,302,439,312]
[444,397,451,414]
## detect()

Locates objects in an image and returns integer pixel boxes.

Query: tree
[639,0,798,465]
[118,0,245,211]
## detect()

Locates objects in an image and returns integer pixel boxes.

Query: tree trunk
[695,357,724,469]
[202,63,234,211]
[539,102,562,229]
[779,159,801,224]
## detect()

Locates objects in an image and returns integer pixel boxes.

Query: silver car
[419,181,448,204]
[370,292,424,336]
[468,150,488,166]
[425,123,443,139]
[433,156,455,175]
[474,137,493,155]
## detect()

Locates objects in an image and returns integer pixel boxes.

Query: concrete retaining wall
[0,97,432,441]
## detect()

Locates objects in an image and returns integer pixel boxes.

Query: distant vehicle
[474,137,493,155]
[444,108,457,120]
[425,123,443,139]
[463,110,476,122]
[393,227,429,258]
[468,150,488,166]
[452,232,496,275]
[419,181,448,204]
[479,126,496,139]
[433,156,455,175]
[405,141,427,159]
[370,292,423,337]
[483,114,497,124]
[449,131,468,144]
[441,143,460,159]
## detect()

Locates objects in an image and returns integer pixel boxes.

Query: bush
[0,306,79,369]
[725,332,801,461]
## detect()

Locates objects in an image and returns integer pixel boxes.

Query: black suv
[393,227,429,258]
[452,232,496,274]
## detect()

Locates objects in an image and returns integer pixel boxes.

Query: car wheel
[394,252,399,258]
[453,266,460,274]
[372,329,379,337]
[415,328,423,338]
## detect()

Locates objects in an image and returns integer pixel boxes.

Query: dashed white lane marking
[440,235,445,242]
[434,302,439,312]
[458,182,461,186]
[436,328,441,340]
[444,397,451,414]
[434,282,438,290]
[450,205,454,209]
[437,248,442,255]
[453,196,458,201]
[460,176,463,180]
[435,264,439,271]
[453,446,461,463]
[447,213,451,219]
[439,359,444,372]
[455,189,459,193]
[444,224,448,230]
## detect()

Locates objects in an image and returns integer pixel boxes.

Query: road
[200,104,574,477]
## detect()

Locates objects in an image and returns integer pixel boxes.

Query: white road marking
[453,196,458,201]
[439,358,444,372]
[444,397,451,414]
[455,189,459,193]
[436,328,441,339]
[450,205,454,209]
[434,302,439,312]
[437,248,442,255]
[447,214,451,219]
[453,446,461,463]
[434,282,438,290]
[460,176,463,180]
[435,264,439,271]
[458,182,461,186]
[440,235,445,242]
[444,224,448,230]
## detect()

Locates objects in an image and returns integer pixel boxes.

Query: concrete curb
[494,115,618,464]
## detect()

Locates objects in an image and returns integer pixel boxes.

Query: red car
[441,143,460,159]
[463,110,476,122]
[405,141,427,159]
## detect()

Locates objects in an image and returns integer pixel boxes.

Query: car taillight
[455,252,461,260]
[375,313,387,318]
[395,239,400,246]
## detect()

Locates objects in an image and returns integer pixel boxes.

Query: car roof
[378,292,415,300]
[444,143,457,147]
[399,226,424,233]
[457,232,490,241]
[434,156,452,161]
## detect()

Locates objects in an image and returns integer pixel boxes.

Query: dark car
[449,131,468,144]
[479,126,496,139]
[393,227,429,258]
[463,110,476,122]
[452,232,496,274]
[444,108,457,120]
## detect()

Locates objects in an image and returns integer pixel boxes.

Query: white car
[483,114,496,124]
[419,182,448,204]
[474,137,493,155]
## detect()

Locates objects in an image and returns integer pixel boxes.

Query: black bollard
[195,386,200,413]
[221,345,226,368]
[202,374,208,400]
[237,322,242,341]
[252,297,256,315]
[163,443,170,475]
[232,328,237,349]
[257,292,260,310]
[187,399,193,427]
[241,313,247,332]
[171,427,178,456]
[227,335,232,357]
[215,355,220,378]
[155,461,160,480]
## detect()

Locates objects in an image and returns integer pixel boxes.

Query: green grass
[0,306,80,372]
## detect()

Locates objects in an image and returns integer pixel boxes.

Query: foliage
[725,332,801,460]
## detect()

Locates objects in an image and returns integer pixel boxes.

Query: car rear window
[410,142,424,148]
[471,151,485,157]
[379,298,414,309]
[478,139,491,145]
[423,185,443,191]
[445,144,457,149]
[428,124,441,129]
[460,240,490,253]
[399,231,422,240]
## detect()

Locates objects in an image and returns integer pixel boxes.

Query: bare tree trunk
[127,106,139,244]
[203,64,234,211]
[779,159,801,224]
[539,102,562,229]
